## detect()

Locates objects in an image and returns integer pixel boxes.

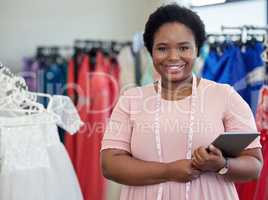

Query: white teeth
[167,65,185,69]
[165,64,185,73]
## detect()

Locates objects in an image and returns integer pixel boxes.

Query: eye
[157,47,167,52]
[179,46,190,51]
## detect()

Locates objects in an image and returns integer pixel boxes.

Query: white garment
[117,46,136,89]
[0,95,84,200]
[48,95,84,134]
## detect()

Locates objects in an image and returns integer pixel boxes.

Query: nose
[168,49,180,60]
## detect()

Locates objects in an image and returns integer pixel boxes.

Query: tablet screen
[211,132,259,157]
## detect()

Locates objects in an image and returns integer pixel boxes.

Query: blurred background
[1,0,266,71]
[0,0,267,200]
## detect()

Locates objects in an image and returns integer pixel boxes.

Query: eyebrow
[155,41,192,46]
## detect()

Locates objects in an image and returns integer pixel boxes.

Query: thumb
[208,145,221,156]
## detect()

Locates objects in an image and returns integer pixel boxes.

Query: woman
[101,4,263,200]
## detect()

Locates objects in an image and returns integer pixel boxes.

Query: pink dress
[101,78,261,200]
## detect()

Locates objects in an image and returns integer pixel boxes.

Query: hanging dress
[65,54,91,199]
[237,86,268,200]
[0,95,84,200]
[81,52,111,200]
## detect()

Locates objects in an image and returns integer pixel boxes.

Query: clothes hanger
[0,64,45,115]
[0,79,45,115]
[0,63,63,126]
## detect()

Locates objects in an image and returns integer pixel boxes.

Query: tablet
[210,132,260,157]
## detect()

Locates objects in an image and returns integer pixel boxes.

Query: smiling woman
[152,22,196,87]
[100,3,263,200]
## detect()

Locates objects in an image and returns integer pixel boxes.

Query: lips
[164,64,186,73]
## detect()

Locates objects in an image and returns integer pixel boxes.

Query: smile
[164,64,185,73]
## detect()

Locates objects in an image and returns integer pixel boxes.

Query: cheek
[182,56,196,65]
[152,52,164,69]
[153,56,161,66]
[152,59,161,74]
[152,50,197,68]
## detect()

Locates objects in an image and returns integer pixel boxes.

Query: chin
[163,73,188,82]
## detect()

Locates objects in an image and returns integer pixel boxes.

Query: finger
[195,147,206,163]
[208,145,222,156]
[191,157,200,168]
[191,158,203,170]
[193,154,203,166]
[193,148,203,162]
[198,147,210,160]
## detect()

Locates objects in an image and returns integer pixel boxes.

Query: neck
[161,74,193,92]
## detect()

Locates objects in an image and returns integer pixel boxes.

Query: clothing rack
[221,25,268,83]
[206,25,268,63]
[206,33,266,44]
[207,33,265,37]
[36,45,73,58]
[221,25,268,32]
[74,39,132,55]
[207,25,268,44]
[35,40,132,58]
[222,25,268,43]
[74,39,132,47]
[37,45,73,51]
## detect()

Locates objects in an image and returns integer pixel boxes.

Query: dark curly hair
[143,3,206,56]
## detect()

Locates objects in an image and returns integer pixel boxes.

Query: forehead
[153,22,195,44]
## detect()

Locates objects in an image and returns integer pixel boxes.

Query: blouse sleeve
[101,91,133,153]
[223,85,262,149]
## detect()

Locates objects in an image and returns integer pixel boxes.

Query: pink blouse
[101,78,261,200]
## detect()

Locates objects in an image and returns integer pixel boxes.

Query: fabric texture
[240,42,265,114]
[64,55,92,199]
[117,46,136,88]
[101,78,261,200]
[236,85,268,200]
[202,42,265,115]
[65,52,118,200]
[0,95,83,200]
[48,95,84,134]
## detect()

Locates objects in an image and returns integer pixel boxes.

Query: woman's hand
[166,159,202,182]
[192,145,225,172]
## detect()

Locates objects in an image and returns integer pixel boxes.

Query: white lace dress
[0,95,84,200]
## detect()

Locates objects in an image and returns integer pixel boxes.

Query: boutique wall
[192,0,267,32]
[0,0,164,72]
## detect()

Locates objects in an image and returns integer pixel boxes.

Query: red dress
[236,86,268,200]
[65,55,92,199]
[81,52,111,200]
[66,51,120,200]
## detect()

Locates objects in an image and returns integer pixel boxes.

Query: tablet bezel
[210,132,260,157]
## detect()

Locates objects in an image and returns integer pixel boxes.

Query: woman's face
[152,22,197,82]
